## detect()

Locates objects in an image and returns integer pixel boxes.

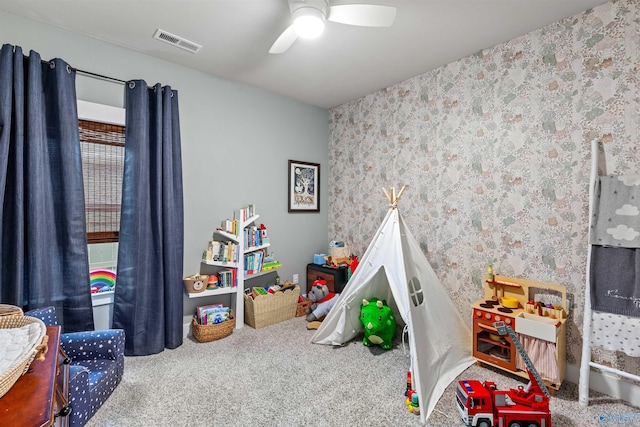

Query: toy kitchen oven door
[473,304,518,371]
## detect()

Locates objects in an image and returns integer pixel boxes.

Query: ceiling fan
[269,0,397,54]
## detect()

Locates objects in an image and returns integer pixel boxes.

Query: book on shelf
[245,225,262,249]
[204,240,238,263]
[233,204,257,224]
[234,209,246,223]
[245,250,266,275]
[262,260,282,271]
[215,269,236,288]
[220,219,238,235]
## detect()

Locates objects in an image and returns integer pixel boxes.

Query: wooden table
[0,325,70,426]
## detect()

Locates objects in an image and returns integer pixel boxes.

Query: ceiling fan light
[292,8,325,39]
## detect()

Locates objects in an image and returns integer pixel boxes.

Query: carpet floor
[87,317,639,426]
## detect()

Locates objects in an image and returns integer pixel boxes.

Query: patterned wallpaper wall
[328,0,638,375]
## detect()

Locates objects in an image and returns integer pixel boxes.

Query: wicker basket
[0,315,48,399]
[244,285,300,328]
[0,304,23,317]
[183,274,209,294]
[191,310,235,343]
[296,297,311,317]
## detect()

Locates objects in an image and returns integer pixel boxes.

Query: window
[408,276,424,307]
[77,101,125,244]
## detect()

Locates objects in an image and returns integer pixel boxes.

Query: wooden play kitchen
[472,274,567,392]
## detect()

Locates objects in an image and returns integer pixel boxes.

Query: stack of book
[233,204,257,223]
[220,218,238,235]
[204,240,238,263]
[244,225,262,249]
[216,269,236,288]
[195,303,231,325]
[245,250,266,275]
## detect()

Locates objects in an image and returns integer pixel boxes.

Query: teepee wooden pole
[396,185,407,202]
[382,187,392,204]
[382,185,408,208]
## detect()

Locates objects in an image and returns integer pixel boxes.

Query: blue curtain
[0,44,94,332]
[113,80,184,356]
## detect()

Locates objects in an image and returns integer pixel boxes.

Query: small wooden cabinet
[56,345,71,426]
[306,263,348,294]
[0,325,70,426]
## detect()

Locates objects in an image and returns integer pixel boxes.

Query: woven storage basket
[183,274,209,294]
[244,285,300,328]
[191,310,235,343]
[0,304,23,317]
[0,314,48,399]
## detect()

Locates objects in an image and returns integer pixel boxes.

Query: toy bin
[296,297,312,317]
[183,274,208,294]
[244,285,300,329]
[191,310,235,343]
[0,312,48,399]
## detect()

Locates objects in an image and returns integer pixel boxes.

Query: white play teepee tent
[312,186,475,424]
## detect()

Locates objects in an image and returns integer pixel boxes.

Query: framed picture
[288,160,320,213]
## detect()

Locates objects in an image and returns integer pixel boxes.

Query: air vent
[153,29,202,54]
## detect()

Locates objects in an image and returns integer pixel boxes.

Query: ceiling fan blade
[327,4,396,27]
[269,24,298,54]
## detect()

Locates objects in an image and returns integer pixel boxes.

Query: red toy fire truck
[456,321,552,427]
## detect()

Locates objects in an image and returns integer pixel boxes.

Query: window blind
[79,119,125,243]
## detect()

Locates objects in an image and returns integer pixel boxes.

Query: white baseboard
[183,321,191,339]
[566,363,640,407]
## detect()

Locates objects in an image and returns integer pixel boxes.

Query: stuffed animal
[360,298,397,350]
[306,279,339,321]
[324,255,351,267]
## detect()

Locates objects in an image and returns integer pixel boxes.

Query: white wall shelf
[187,207,278,329]
[201,260,239,268]
[244,243,270,254]
[245,269,277,281]
[187,284,238,299]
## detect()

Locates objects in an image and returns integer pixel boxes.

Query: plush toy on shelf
[306,279,339,322]
[360,297,397,350]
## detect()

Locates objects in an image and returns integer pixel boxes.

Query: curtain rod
[75,68,126,85]
[35,56,126,85]
[34,56,169,92]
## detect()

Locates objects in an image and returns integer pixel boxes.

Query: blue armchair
[24,306,125,427]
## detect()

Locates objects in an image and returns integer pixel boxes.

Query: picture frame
[288,160,320,213]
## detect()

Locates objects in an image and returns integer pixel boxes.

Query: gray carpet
[87,317,638,426]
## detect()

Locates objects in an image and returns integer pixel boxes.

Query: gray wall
[1,11,330,325]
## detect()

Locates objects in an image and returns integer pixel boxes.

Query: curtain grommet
[128,81,136,89]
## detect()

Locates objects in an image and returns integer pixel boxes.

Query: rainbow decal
[90,269,116,293]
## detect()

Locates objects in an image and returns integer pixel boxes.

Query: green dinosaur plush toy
[360,297,397,350]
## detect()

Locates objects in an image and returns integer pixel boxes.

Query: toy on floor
[405,390,420,415]
[403,370,421,415]
[306,279,340,321]
[359,297,396,350]
[306,321,322,330]
[456,321,551,427]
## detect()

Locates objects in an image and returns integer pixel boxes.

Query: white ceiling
[1,0,607,109]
